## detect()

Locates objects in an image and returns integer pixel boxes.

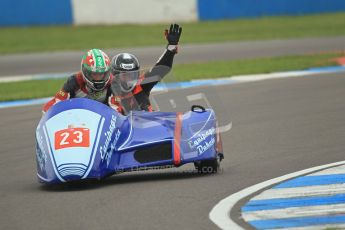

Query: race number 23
[54,128,90,150]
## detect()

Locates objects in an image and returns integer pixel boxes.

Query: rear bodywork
[35,98,222,184]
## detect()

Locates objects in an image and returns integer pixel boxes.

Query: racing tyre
[194,153,223,174]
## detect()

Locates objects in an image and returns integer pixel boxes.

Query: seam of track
[1,66,345,109]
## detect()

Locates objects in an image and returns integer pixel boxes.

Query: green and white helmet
[81,49,111,91]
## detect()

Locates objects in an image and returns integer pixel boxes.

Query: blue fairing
[35,98,220,184]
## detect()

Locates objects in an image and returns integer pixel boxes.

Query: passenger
[43,24,182,115]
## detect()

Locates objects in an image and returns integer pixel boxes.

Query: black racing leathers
[108,49,176,115]
[43,49,176,115]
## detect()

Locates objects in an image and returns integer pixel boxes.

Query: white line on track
[209,161,345,230]
[242,203,345,221]
[0,73,70,83]
[310,164,345,176]
[273,223,345,230]
[252,183,345,200]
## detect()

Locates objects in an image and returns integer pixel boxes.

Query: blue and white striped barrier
[1,0,345,26]
[198,0,345,21]
[0,0,73,26]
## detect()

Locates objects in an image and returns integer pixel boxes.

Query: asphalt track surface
[0,36,345,77]
[1,70,345,229]
[1,37,345,230]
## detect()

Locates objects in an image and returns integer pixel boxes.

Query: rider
[43,24,182,114]
[109,24,182,115]
[42,48,112,113]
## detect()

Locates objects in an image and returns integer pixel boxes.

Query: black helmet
[111,53,140,92]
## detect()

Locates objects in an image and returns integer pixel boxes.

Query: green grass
[170,52,341,81]
[0,79,66,101]
[0,52,341,102]
[1,13,345,54]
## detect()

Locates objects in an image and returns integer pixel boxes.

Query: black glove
[165,24,182,45]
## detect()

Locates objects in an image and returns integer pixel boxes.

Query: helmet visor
[84,69,111,90]
[116,70,140,92]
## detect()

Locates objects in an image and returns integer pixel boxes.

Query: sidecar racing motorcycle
[35,98,223,184]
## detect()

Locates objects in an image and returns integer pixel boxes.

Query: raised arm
[141,24,182,94]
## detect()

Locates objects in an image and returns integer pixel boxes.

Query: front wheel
[194,153,224,174]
